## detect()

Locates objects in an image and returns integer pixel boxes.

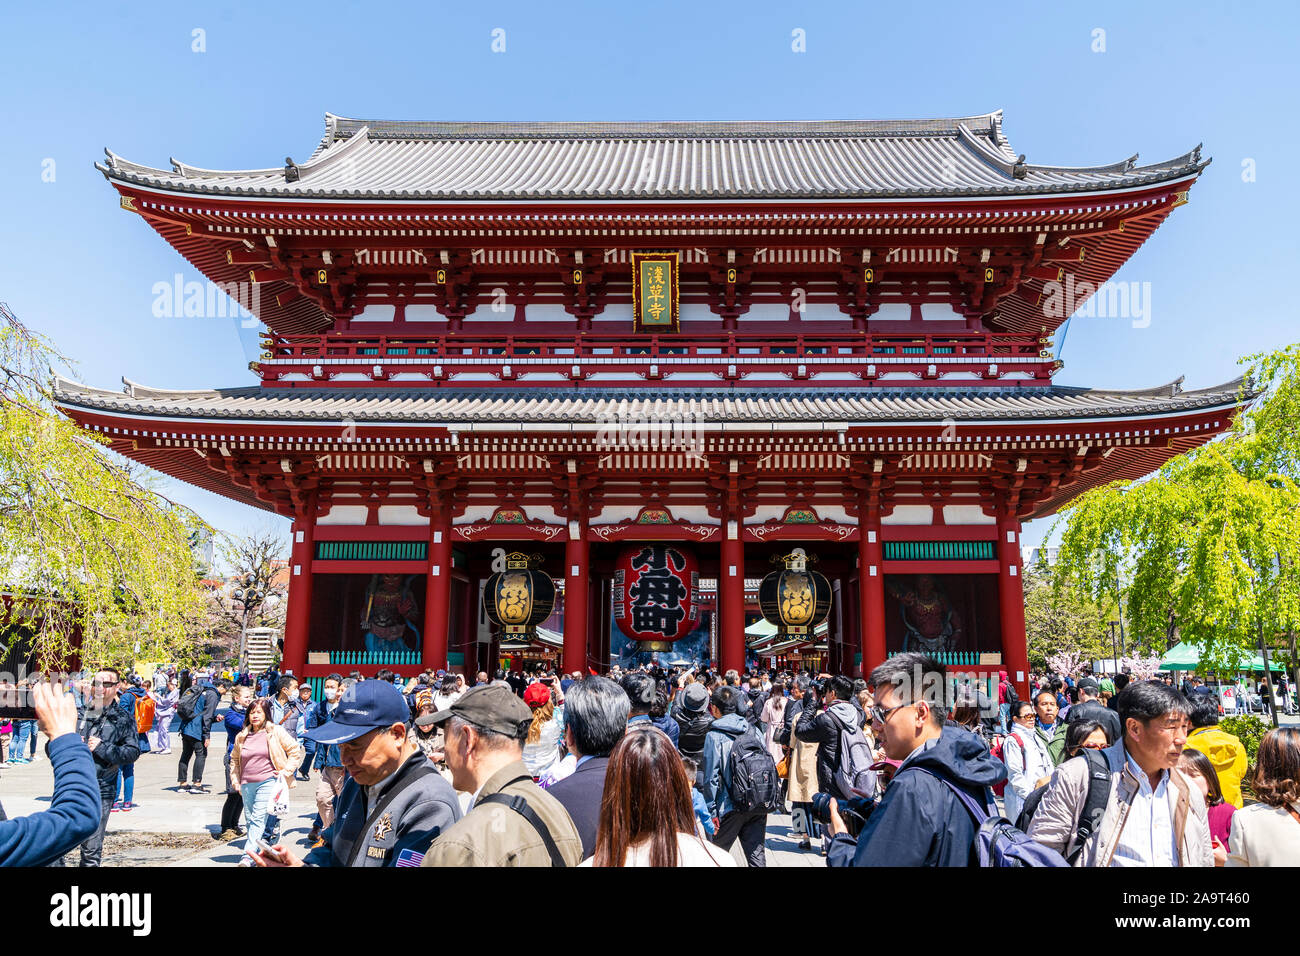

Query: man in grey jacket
[251,680,460,867]
[1028,681,1213,867]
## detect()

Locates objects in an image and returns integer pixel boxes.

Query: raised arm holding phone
[0,682,102,867]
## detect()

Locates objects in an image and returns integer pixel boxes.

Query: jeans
[10,720,34,760]
[240,777,277,854]
[50,795,114,867]
[713,809,768,867]
[178,735,208,785]
[117,765,134,804]
[997,703,1010,735]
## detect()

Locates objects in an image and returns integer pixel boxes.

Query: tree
[210,526,289,668]
[1023,565,1114,671]
[1051,345,1300,674]
[0,302,208,671]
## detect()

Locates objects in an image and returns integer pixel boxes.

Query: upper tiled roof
[53,378,1245,427]
[98,110,1207,201]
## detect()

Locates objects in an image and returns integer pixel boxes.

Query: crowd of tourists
[3,654,1300,868]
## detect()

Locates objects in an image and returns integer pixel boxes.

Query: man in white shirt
[1028,681,1212,867]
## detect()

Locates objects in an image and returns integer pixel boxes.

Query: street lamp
[1108,621,1120,674]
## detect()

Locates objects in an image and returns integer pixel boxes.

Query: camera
[809,791,876,838]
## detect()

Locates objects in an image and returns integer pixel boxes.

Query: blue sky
[2,0,1297,554]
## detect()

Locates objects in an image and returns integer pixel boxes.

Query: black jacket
[78,699,142,799]
[792,696,861,797]
[828,725,1007,867]
[547,755,610,860]
[1066,700,1122,744]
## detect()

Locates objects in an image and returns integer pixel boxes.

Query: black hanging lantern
[759,548,832,639]
[484,552,556,639]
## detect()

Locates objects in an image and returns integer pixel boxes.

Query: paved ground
[0,722,818,867]
[7,709,1294,867]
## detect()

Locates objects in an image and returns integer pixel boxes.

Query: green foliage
[1219,714,1270,763]
[1023,565,1114,670]
[0,304,208,672]
[1050,345,1300,670]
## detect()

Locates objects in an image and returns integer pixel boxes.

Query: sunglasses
[870,701,914,724]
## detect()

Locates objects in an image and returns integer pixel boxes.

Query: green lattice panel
[314,540,428,562]
[882,540,995,561]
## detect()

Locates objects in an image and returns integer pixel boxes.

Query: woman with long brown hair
[585,726,736,867]
[522,678,566,782]
[1227,727,1300,867]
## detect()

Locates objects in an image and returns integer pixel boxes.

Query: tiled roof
[98,111,1206,201]
[53,378,1245,427]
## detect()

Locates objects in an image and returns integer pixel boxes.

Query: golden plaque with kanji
[631,251,679,332]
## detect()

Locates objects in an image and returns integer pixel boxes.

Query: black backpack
[176,685,205,722]
[1013,749,1110,864]
[726,727,780,814]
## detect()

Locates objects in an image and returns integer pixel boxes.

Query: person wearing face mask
[303,673,348,848]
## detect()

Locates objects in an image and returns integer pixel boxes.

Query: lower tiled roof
[53,378,1246,426]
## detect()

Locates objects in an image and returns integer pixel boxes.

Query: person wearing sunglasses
[827,653,1006,867]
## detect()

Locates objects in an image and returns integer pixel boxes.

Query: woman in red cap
[522,677,567,784]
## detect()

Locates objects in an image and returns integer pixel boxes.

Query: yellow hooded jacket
[1186,725,1248,809]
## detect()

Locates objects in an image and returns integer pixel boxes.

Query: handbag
[776,749,789,779]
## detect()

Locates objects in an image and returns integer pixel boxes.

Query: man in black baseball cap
[1066,676,1122,743]
[250,680,460,867]
[419,684,583,867]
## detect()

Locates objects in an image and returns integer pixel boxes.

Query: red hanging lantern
[612,544,699,652]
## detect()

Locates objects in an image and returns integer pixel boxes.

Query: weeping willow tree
[1051,345,1300,673]
[0,303,209,672]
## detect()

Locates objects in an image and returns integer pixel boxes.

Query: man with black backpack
[701,685,777,867]
[792,675,870,803]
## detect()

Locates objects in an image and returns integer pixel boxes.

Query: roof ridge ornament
[284,157,300,183]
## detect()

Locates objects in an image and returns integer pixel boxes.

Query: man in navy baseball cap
[252,679,461,868]
[301,680,411,746]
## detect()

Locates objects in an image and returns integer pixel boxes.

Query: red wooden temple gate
[58,112,1243,696]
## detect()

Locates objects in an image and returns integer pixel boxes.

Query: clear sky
[2,0,1297,553]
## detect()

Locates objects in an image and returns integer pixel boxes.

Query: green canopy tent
[1158,641,1283,673]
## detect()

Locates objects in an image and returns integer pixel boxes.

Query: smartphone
[251,839,285,863]
[0,685,36,721]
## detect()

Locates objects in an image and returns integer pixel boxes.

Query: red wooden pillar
[997,504,1031,699]
[283,495,317,677]
[563,526,589,676]
[455,574,476,675]
[422,514,452,670]
[720,518,745,674]
[858,508,886,679]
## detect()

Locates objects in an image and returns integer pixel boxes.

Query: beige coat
[1027,742,1213,867]
[1226,801,1300,867]
[786,710,821,804]
[231,723,304,787]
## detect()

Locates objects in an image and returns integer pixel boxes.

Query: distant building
[189,527,215,575]
[1024,547,1059,569]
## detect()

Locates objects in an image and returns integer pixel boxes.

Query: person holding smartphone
[0,682,102,866]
